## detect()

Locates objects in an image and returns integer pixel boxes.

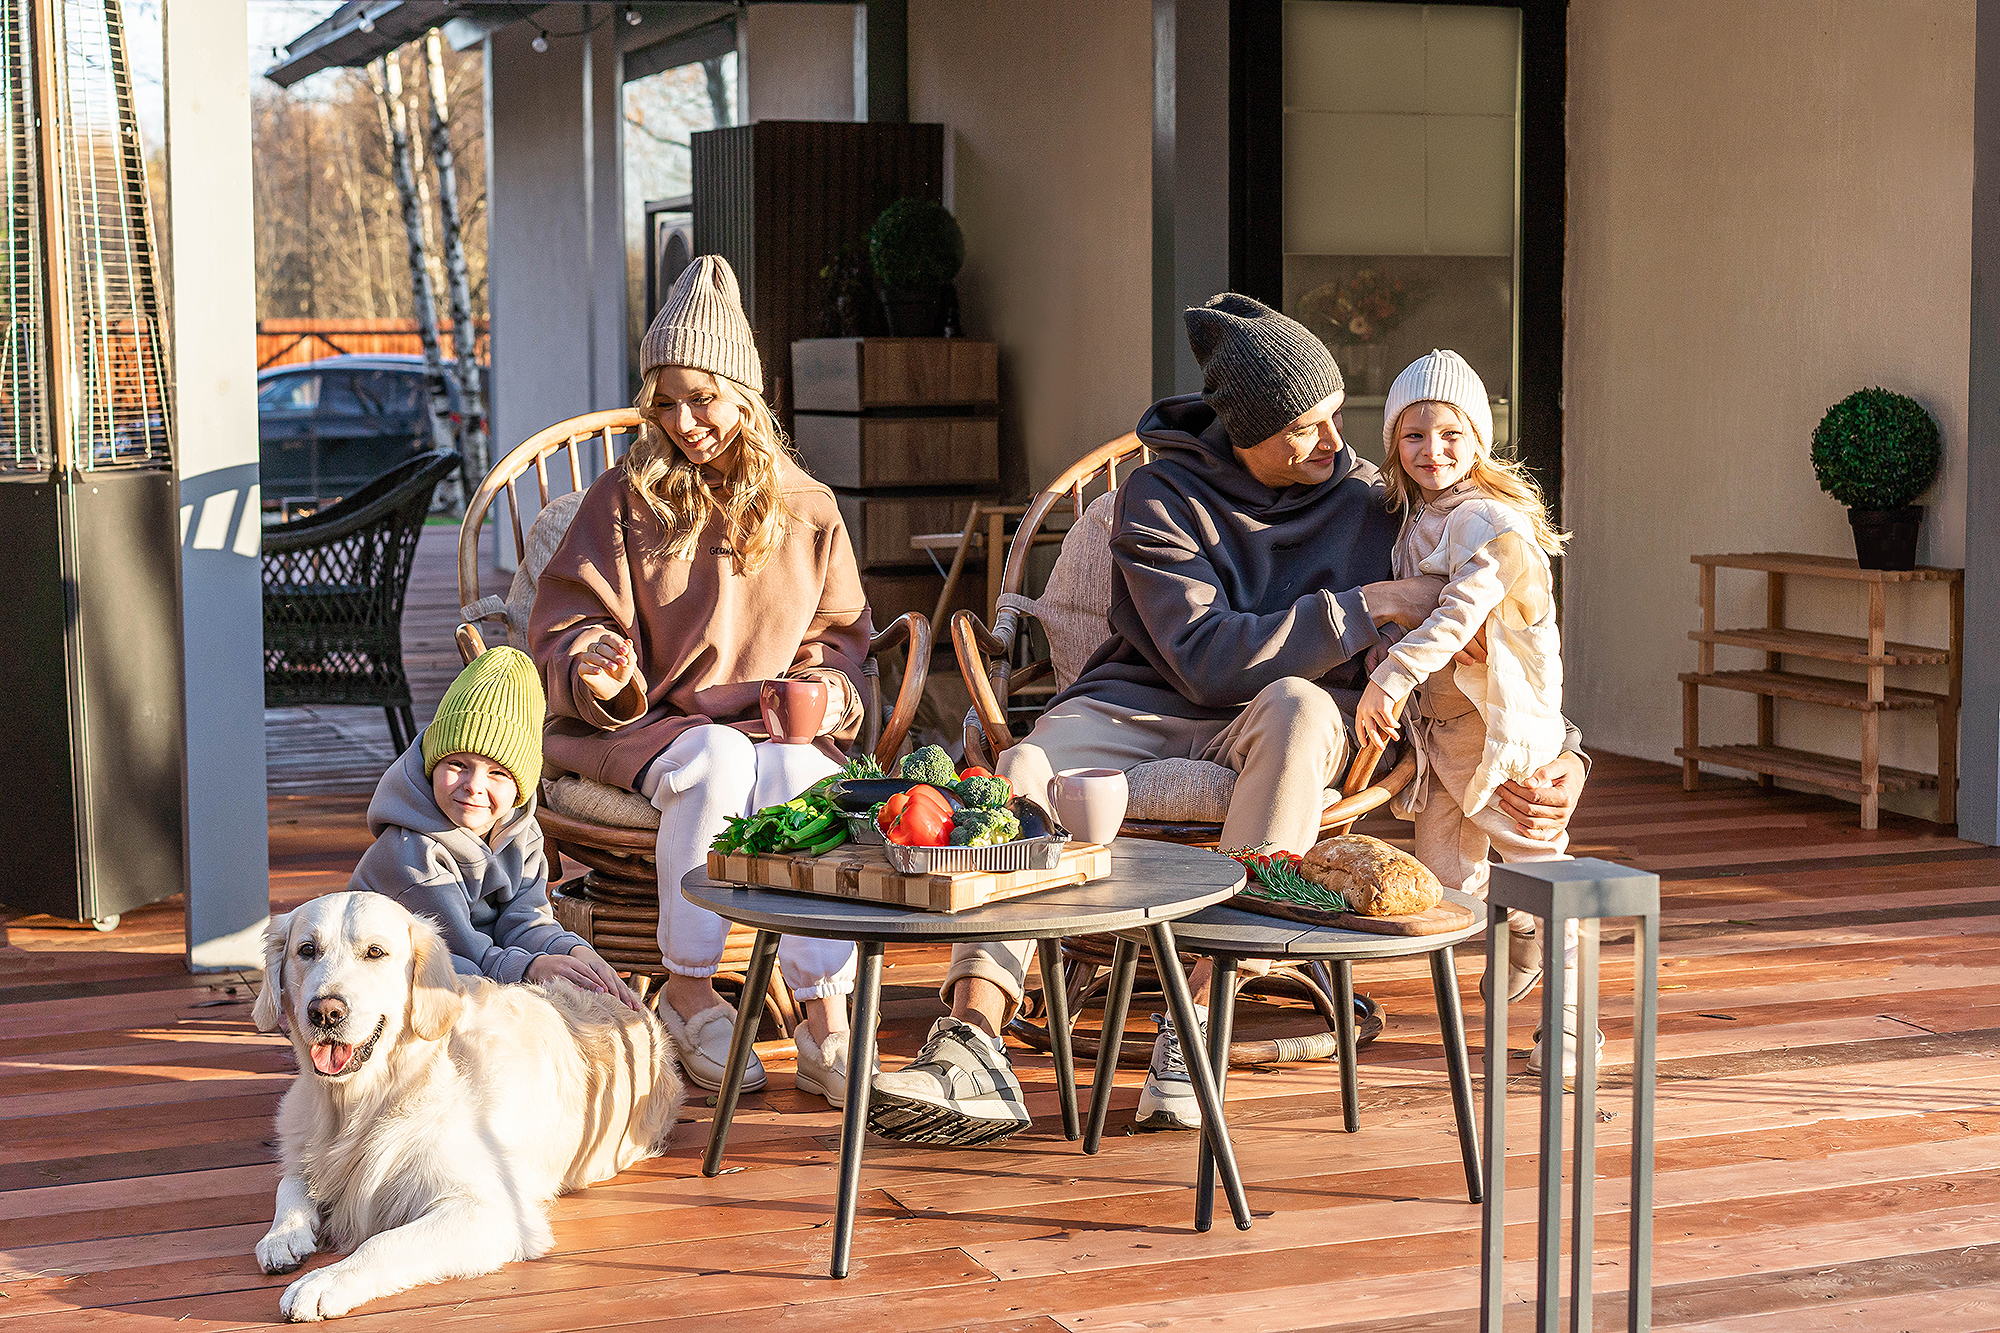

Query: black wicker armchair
[262,450,461,751]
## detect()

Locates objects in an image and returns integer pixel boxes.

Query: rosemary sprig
[1225,845,1349,915]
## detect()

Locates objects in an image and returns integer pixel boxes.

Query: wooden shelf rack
[1677,552,1962,829]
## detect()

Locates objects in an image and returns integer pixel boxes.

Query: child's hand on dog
[527,947,645,1011]
[576,631,637,701]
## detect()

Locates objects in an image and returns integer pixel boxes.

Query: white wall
[742,4,859,122]
[909,0,1154,488]
[167,0,269,968]
[1564,0,1974,815]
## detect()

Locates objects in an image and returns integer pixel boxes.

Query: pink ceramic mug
[759,679,828,744]
[1051,767,1128,846]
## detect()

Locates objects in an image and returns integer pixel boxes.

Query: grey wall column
[166,0,271,968]
[1966,0,2000,845]
[486,14,628,570]
[1155,0,1230,397]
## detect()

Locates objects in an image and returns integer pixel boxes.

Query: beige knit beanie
[1382,350,1492,455]
[639,255,764,394]
[422,647,546,804]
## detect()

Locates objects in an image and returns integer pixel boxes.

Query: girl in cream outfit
[1353,350,1590,1075]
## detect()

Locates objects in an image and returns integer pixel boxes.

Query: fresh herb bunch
[841,754,886,780]
[1226,845,1349,915]
[712,791,849,857]
[868,198,965,292]
[1810,388,1940,510]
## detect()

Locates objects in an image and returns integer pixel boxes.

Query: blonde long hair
[626,367,792,573]
[1381,401,1569,556]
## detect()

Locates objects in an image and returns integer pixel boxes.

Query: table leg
[829,941,885,1280]
[1429,945,1483,1203]
[1571,920,1600,1333]
[1630,911,1661,1333]
[1536,914,1567,1333]
[1084,935,1138,1154]
[1195,955,1239,1233]
[1481,911,1509,1332]
[702,929,780,1177]
[1038,938,1080,1141]
[1147,923,1252,1231]
[1334,959,1360,1133]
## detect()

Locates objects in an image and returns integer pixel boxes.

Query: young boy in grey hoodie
[350,646,638,1006]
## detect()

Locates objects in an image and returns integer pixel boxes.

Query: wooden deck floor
[7,759,2000,1329]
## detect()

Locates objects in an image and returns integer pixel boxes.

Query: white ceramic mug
[1051,767,1128,846]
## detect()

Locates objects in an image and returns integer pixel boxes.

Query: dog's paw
[280,1266,366,1322]
[257,1224,317,1276]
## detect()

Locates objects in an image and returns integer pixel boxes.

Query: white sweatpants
[643,725,856,1001]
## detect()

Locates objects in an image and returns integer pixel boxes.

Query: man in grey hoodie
[869,294,1587,1146]
[350,646,638,1006]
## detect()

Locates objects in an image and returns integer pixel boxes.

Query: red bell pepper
[959,766,993,780]
[878,785,955,846]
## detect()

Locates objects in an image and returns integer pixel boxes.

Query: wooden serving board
[707,842,1113,914]
[1230,891,1475,937]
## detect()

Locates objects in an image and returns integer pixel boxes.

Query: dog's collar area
[309,1015,387,1078]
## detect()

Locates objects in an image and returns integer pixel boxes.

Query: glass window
[352,369,427,417]
[317,373,368,416]
[259,373,318,412]
[1282,3,1521,463]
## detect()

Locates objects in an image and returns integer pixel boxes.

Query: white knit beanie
[640,255,764,394]
[1383,350,1491,455]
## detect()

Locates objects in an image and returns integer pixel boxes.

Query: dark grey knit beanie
[1184,293,1344,450]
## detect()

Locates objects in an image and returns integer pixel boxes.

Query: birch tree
[425,28,487,491]
[369,52,459,510]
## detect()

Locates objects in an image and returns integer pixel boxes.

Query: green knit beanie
[422,647,546,804]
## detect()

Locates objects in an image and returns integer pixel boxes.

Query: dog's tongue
[312,1042,353,1075]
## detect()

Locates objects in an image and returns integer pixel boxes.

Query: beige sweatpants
[943,677,1358,1016]
[1412,710,1576,988]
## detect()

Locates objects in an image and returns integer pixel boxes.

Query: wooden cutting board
[1230,891,1475,937]
[707,842,1113,914]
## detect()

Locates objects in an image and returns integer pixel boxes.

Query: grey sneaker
[1479,913,1545,1005]
[868,1018,1031,1146]
[1135,1011,1203,1131]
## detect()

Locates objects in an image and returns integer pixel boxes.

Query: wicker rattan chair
[950,432,1418,1066]
[455,409,931,1036]
[263,449,463,752]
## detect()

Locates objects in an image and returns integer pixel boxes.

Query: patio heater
[0,0,187,928]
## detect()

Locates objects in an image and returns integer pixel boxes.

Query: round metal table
[1082,888,1487,1230]
[685,836,1248,1277]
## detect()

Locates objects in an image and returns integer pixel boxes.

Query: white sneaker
[793,1027,878,1109]
[658,1001,766,1093]
[1135,1009,1204,1131]
[1479,914,1545,1005]
[869,1018,1031,1146]
[1527,1020,1606,1081]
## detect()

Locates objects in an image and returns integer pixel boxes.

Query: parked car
[258,354,490,514]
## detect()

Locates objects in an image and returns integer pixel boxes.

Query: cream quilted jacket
[1371,486,1565,817]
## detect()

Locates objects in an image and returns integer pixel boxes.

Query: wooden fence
[257,318,491,370]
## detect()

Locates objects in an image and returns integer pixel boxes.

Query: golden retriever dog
[251,892,681,1321]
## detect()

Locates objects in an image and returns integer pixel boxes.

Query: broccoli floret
[897,744,958,788]
[949,808,1022,847]
[955,775,1012,810]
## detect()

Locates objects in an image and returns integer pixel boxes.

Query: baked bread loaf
[1302,835,1442,917]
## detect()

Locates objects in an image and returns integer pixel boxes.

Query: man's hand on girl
[1354,680,1404,750]
[577,631,636,700]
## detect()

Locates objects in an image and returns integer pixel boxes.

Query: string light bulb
[356,11,374,33]
[625,6,642,26]
[531,27,550,53]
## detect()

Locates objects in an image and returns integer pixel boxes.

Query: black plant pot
[878,284,950,337]
[1847,505,1923,571]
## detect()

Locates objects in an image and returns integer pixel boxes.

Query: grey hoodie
[349,743,588,983]
[1052,393,1400,721]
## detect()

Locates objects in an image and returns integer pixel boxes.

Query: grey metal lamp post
[1480,858,1661,1333]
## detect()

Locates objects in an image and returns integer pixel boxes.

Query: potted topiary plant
[869,197,964,337]
[1809,387,1941,571]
